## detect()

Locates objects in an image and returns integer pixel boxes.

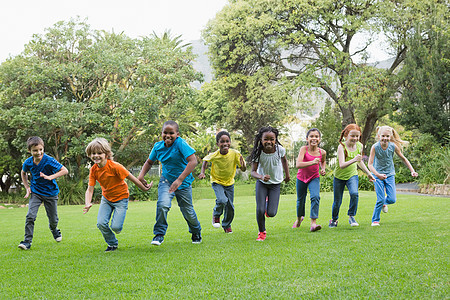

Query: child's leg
[23,193,43,243]
[176,186,201,234]
[255,181,269,233]
[332,177,346,221]
[372,178,386,223]
[42,195,59,232]
[154,176,175,236]
[211,183,227,218]
[221,184,235,229]
[384,176,397,205]
[308,177,320,221]
[296,178,307,219]
[266,183,281,217]
[97,197,117,246]
[346,175,359,217]
[110,198,129,234]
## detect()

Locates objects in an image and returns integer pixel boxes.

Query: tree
[203,0,433,148]
[395,3,449,144]
[0,19,202,192]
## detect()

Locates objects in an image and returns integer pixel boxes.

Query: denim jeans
[296,177,320,219]
[97,196,128,247]
[255,180,281,233]
[23,193,59,243]
[211,183,235,229]
[372,175,396,222]
[154,176,201,236]
[332,175,359,220]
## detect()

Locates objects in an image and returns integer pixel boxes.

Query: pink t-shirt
[296,148,322,183]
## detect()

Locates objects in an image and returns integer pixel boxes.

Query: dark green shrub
[127,175,159,201]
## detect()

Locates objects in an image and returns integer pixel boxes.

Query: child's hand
[262,175,271,182]
[353,154,362,163]
[169,179,182,193]
[83,204,92,214]
[138,177,149,187]
[411,171,418,177]
[320,169,327,176]
[376,173,387,180]
[312,158,321,165]
[24,188,31,199]
[142,181,153,191]
[369,174,376,182]
[40,172,51,180]
[284,176,290,183]
[198,173,206,180]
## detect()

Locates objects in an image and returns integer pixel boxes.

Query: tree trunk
[361,110,379,154]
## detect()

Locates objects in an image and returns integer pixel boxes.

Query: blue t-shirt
[22,153,63,197]
[149,137,196,190]
[373,142,396,178]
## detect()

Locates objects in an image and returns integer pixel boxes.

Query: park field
[0,186,448,299]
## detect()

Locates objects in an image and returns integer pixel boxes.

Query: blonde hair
[85,138,114,160]
[338,124,362,159]
[376,126,408,152]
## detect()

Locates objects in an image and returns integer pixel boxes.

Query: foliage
[396,4,450,144]
[0,19,202,192]
[127,175,159,201]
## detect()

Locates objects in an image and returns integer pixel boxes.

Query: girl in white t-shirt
[250,126,290,241]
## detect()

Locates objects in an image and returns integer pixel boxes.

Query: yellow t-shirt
[203,149,242,186]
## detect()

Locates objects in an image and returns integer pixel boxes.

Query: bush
[58,177,85,205]
[127,175,159,201]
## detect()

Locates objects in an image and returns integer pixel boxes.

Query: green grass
[1,187,448,299]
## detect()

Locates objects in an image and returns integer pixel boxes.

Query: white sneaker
[371,221,380,226]
[212,216,221,228]
[349,216,359,227]
[382,205,388,213]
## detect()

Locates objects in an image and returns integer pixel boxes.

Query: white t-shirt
[256,145,286,184]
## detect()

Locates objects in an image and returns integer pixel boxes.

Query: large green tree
[203,0,435,147]
[0,19,202,193]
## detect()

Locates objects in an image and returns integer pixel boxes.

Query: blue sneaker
[18,241,31,250]
[52,229,62,242]
[329,219,338,228]
[105,245,118,252]
[191,232,202,244]
[151,235,164,246]
[349,216,359,227]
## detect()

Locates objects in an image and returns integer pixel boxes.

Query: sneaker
[256,231,266,241]
[349,216,359,227]
[151,235,164,246]
[292,216,304,228]
[52,229,62,242]
[105,245,118,252]
[18,241,31,250]
[310,225,322,232]
[212,216,221,228]
[382,205,388,213]
[329,219,338,228]
[192,232,202,244]
[371,221,380,226]
[223,227,233,234]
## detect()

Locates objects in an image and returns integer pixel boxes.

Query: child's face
[346,130,360,145]
[30,144,44,162]
[261,131,276,152]
[90,151,107,167]
[217,135,231,155]
[162,124,179,147]
[379,129,391,146]
[307,130,321,147]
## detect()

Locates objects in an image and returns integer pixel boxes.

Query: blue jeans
[154,176,201,236]
[296,177,320,219]
[23,193,59,243]
[255,180,280,233]
[97,196,128,247]
[332,175,359,221]
[212,183,235,229]
[372,175,396,222]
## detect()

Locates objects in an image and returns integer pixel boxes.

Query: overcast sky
[0,0,228,62]
[1,0,389,63]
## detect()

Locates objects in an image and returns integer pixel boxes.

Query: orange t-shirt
[89,159,130,202]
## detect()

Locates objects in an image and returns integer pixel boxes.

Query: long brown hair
[338,124,362,159]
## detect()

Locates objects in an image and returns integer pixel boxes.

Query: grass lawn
[0,185,448,299]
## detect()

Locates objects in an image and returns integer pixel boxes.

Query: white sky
[0,0,390,63]
[0,0,228,62]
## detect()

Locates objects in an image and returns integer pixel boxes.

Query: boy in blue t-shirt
[18,136,68,250]
[138,121,202,245]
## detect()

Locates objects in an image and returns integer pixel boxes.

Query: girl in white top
[250,126,290,241]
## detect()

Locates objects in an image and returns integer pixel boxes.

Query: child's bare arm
[83,185,95,214]
[137,159,154,187]
[198,161,208,179]
[40,166,68,181]
[169,154,197,193]
[281,156,290,182]
[127,173,152,192]
[239,155,247,172]
[395,145,418,177]
[368,146,386,180]
[320,149,327,176]
[21,170,31,199]
[251,162,269,181]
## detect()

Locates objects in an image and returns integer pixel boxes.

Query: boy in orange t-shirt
[84,138,152,252]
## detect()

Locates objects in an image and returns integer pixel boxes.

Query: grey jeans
[23,193,59,243]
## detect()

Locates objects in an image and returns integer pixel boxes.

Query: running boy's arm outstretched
[239,155,247,172]
[198,161,208,179]
[39,166,69,181]
[21,170,31,199]
[394,145,418,177]
[127,173,153,191]
[169,154,197,193]
[137,158,155,188]
[83,185,95,214]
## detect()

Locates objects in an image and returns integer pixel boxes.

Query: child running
[83,138,151,252]
[18,136,68,250]
[138,121,202,245]
[292,128,327,232]
[250,126,290,241]
[199,131,246,233]
[368,126,418,226]
[329,124,375,228]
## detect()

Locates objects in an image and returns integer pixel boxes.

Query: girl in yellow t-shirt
[199,131,246,233]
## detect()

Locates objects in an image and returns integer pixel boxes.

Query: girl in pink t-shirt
[292,128,327,232]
